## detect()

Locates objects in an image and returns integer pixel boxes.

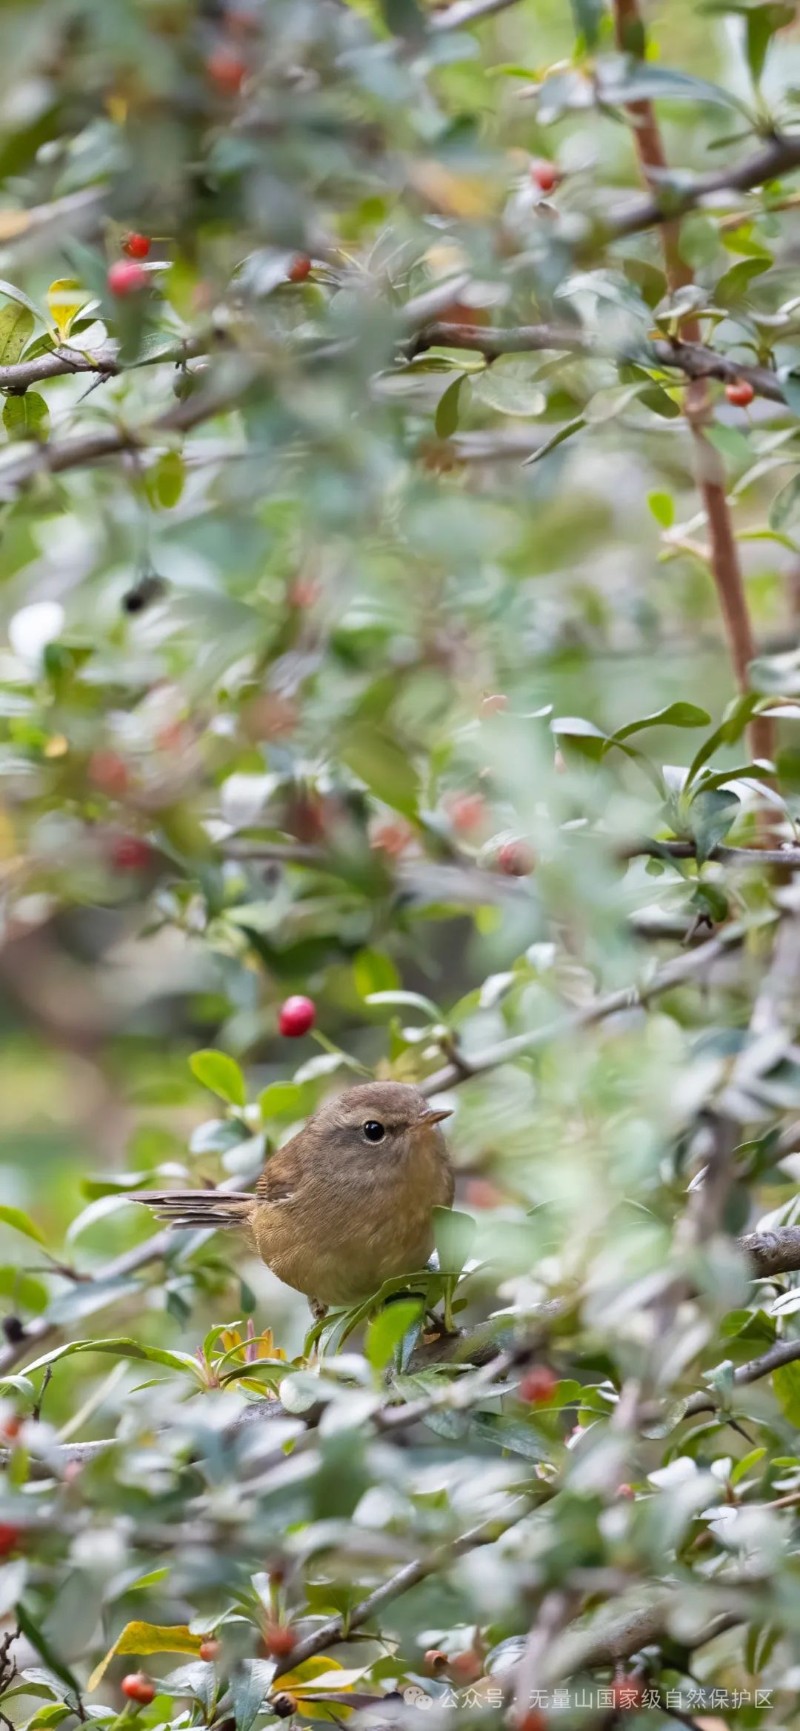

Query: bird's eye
[363,1120,385,1143]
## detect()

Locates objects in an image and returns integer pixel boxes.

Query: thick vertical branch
[613,0,774,766]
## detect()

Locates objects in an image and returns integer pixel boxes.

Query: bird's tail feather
[128,1191,254,1232]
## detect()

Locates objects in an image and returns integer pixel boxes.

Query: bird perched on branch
[130,1081,454,1315]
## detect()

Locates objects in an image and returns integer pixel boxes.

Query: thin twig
[421,914,762,1093]
[612,0,772,765]
[408,320,788,407]
[271,1500,531,1680]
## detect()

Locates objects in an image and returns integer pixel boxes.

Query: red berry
[370,818,413,858]
[479,693,508,717]
[287,255,312,283]
[437,302,489,330]
[110,835,153,872]
[616,1483,636,1501]
[465,1177,505,1210]
[206,45,246,94]
[1,1416,22,1442]
[423,1650,448,1676]
[530,159,559,193]
[0,1524,22,1557]
[725,378,755,407]
[107,260,148,298]
[446,792,487,835]
[497,839,535,877]
[88,750,130,798]
[288,578,320,609]
[199,1639,220,1662]
[518,1714,548,1731]
[518,1364,558,1405]
[611,1677,646,1711]
[264,1623,296,1659]
[122,233,151,259]
[448,1652,482,1685]
[121,1675,156,1705]
[278,996,316,1038]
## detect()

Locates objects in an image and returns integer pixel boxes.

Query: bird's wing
[255,1135,307,1205]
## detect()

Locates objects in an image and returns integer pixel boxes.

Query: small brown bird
[131,1081,454,1313]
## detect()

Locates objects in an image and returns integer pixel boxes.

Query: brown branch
[420,914,759,1093]
[0,332,209,395]
[542,1600,741,1681]
[271,1500,530,1681]
[741,1223,800,1278]
[408,320,787,406]
[611,0,773,765]
[606,130,800,247]
[622,839,800,869]
[0,364,248,501]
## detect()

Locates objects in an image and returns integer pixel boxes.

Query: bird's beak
[420,1106,453,1125]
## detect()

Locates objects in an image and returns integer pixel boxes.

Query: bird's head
[313,1081,452,1164]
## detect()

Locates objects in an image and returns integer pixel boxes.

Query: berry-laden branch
[3,914,799,1383]
[0,331,209,394]
[270,1500,532,1681]
[408,322,788,407]
[0,361,249,501]
[611,0,774,768]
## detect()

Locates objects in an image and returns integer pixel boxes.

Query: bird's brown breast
[251,1123,453,1305]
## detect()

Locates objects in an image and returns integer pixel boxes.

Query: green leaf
[229,1660,275,1731]
[769,473,800,534]
[688,787,740,863]
[341,725,420,818]
[145,449,185,509]
[773,1361,800,1426]
[434,374,466,439]
[433,1206,475,1277]
[16,1605,81,1696]
[0,281,43,325]
[0,302,34,365]
[20,1336,207,1384]
[685,693,763,785]
[353,948,400,997]
[603,61,747,113]
[366,1298,422,1370]
[570,0,604,47]
[610,702,710,743]
[730,1446,766,1486]
[472,364,546,418]
[0,1205,46,1247]
[522,415,586,466]
[715,256,771,307]
[648,490,675,528]
[365,988,441,1019]
[189,1048,247,1107]
[259,1081,304,1121]
[3,392,48,441]
[550,715,608,761]
[745,3,794,85]
[87,1622,204,1692]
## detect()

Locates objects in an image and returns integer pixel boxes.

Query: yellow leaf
[46,279,90,341]
[272,1661,360,1723]
[409,162,494,219]
[274,1658,345,1693]
[0,210,33,241]
[87,1622,203,1692]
